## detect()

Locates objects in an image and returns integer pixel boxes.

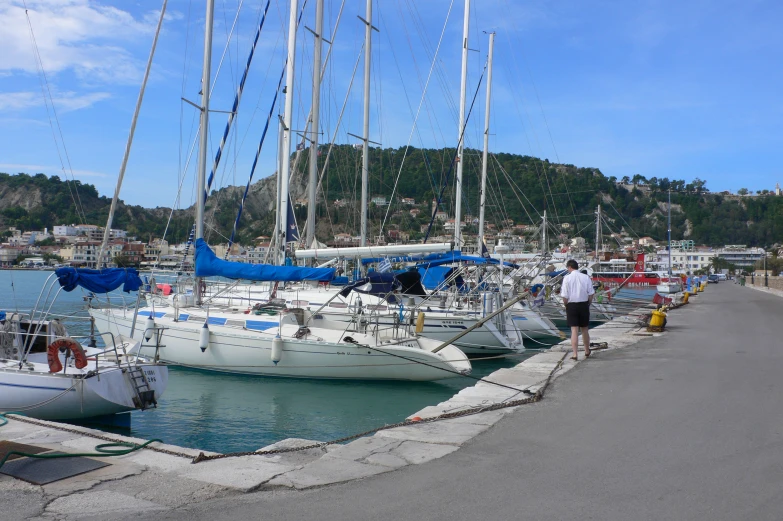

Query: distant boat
[656,189,682,294]
[592,254,663,287]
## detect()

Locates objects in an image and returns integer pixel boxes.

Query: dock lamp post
[764,251,768,288]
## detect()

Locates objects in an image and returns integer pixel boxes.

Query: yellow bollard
[648,309,667,332]
[682,292,690,304]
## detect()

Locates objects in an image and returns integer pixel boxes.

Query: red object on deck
[156,283,172,296]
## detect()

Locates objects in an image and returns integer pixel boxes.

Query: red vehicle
[591,254,663,287]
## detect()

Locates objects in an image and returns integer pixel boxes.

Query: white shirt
[561,270,595,303]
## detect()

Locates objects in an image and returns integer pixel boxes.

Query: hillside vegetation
[2,148,782,247]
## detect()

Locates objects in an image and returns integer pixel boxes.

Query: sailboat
[0,269,167,421]
[657,189,683,294]
[1,5,169,422]
[90,0,471,381]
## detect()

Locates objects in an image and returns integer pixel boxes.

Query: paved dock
[4,283,781,520]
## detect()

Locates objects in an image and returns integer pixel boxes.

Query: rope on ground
[190,349,571,464]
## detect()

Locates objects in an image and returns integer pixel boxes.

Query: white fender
[271,335,283,364]
[144,316,155,341]
[199,322,210,352]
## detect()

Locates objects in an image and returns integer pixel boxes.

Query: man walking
[560,259,594,360]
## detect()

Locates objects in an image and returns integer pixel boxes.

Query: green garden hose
[0,412,163,471]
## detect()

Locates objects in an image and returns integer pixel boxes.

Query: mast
[306,0,324,249]
[195,0,215,303]
[477,31,494,250]
[279,0,299,264]
[271,116,283,265]
[453,0,470,250]
[359,0,373,247]
[595,204,601,262]
[541,210,547,255]
[667,188,672,277]
[98,0,167,268]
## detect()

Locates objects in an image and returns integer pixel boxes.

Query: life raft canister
[47,338,88,373]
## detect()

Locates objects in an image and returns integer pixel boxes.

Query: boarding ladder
[126,365,157,410]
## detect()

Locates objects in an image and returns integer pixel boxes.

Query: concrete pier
[4,283,777,520]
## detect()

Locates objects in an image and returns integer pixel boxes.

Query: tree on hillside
[738,188,749,195]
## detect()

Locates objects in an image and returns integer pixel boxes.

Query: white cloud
[0,0,159,84]
[0,90,110,112]
[0,163,109,178]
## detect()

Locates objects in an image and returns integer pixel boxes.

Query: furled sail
[194,239,334,282]
[55,267,143,293]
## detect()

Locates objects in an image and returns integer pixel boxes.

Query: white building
[54,225,78,237]
[246,244,271,264]
[660,245,766,273]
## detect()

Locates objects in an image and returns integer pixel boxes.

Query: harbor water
[1,270,532,453]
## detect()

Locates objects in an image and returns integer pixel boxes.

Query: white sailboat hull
[90,309,471,381]
[195,285,553,354]
[0,361,168,421]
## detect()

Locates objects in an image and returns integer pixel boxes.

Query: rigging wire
[424,63,487,242]
[21,1,86,225]
[378,0,456,236]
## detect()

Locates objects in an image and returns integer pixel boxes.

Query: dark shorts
[566,301,590,328]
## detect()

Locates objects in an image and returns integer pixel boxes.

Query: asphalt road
[142,283,783,520]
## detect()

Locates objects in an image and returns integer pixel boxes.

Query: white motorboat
[656,280,683,294]
[0,314,167,421]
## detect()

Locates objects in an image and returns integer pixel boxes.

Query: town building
[247,243,271,264]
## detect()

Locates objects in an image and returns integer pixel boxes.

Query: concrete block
[375,419,489,445]
[325,436,402,463]
[474,369,544,388]
[179,456,295,492]
[121,449,193,472]
[407,408,508,427]
[256,438,330,467]
[7,428,81,445]
[43,463,144,497]
[108,470,234,508]
[364,451,408,468]
[436,409,509,427]
[390,440,460,464]
[46,490,164,517]
[267,455,393,489]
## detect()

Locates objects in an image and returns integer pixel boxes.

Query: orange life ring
[47,338,88,373]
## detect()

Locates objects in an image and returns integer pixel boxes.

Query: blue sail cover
[55,267,143,293]
[418,266,466,291]
[194,239,334,282]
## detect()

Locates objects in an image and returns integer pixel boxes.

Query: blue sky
[0,0,780,211]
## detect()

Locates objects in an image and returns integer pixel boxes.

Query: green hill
[2,148,782,248]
